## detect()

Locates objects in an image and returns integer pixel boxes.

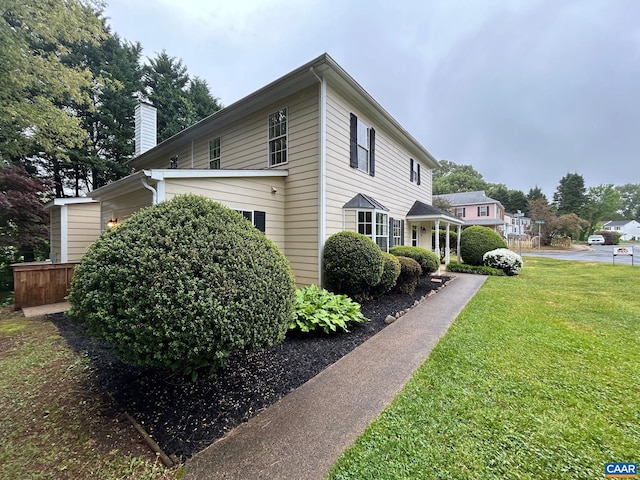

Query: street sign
[534,220,545,224]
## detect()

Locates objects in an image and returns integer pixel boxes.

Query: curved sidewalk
[182,273,487,480]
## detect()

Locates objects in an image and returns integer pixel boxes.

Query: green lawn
[328,258,639,479]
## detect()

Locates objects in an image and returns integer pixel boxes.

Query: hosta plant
[289,284,368,334]
[483,248,523,276]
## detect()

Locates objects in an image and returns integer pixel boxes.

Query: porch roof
[406,201,464,225]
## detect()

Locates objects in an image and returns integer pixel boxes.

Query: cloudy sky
[103,0,640,198]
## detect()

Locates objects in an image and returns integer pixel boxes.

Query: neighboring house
[504,212,532,238]
[55,53,463,286]
[434,191,505,234]
[600,220,640,241]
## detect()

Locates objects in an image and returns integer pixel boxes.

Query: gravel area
[48,275,450,461]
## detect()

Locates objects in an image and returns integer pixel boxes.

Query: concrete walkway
[182,273,487,480]
[22,301,70,318]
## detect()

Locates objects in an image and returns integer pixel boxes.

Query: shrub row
[446,262,505,276]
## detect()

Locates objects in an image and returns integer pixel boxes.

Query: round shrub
[323,231,384,297]
[460,226,508,266]
[483,248,523,276]
[394,256,422,295]
[389,245,440,275]
[372,252,401,295]
[67,194,295,377]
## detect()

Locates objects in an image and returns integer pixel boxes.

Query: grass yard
[328,257,639,479]
[0,307,173,480]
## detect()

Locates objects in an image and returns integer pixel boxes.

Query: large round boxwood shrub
[67,194,295,377]
[323,231,383,297]
[389,245,440,275]
[460,226,508,266]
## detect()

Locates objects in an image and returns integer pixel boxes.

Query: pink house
[434,191,505,233]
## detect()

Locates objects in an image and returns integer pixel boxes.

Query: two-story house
[52,54,463,286]
[434,191,505,234]
[600,220,640,241]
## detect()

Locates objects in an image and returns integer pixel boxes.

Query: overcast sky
[103,0,640,198]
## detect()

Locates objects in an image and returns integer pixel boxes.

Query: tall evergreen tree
[66,22,143,193]
[187,76,222,125]
[527,186,547,203]
[553,173,587,215]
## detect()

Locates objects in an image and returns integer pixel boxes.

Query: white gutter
[140,173,158,204]
[311,66,327,286]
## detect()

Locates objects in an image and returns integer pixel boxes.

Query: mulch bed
[48,275,451,461]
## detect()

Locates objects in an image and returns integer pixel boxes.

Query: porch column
[434,220,440,259]
[445,222,451,265]
[457,224,462,263]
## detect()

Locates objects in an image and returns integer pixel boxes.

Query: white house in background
[600,220,640,241]
[504,212,532,238]
[51,53,462,285]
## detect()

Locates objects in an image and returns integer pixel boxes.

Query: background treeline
[0,0,221,278]
[433,160,640,245]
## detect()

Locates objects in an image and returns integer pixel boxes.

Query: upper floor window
[410,158,421,184]
[268,108,287,166]
[478,206,489,217]
[349,113,375,176]
[209,137,221,169]
[455,207,466,218]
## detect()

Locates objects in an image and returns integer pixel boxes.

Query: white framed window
[478,206,489,217]
[234,209,266,233]
[411,225,419,246]
[268,108,287,167]
[357,119,370,173]
[357,210,389,251]
[209,137,221,169]
[392,219,402,246]
[455,207,466,218]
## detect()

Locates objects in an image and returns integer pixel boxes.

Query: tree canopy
[432,160,487,194]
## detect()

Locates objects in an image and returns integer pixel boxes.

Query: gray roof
[343,193,389,211]
[603,220,633,227]
[406,201,463,224]
[434,190,503,208]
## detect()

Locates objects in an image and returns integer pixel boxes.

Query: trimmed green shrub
[323,231,384,297]
[389,245,439,275]
[594,230,621,245]
[446,262,505,276]
[371,252,401,295]
[432,228,458,247]
[460,226,508,266]
[483,248,523,276]
[289,284,368,334]
[67,194,295,378]
[394,256,422,294]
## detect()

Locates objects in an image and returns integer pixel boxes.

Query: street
[524,244,638,266]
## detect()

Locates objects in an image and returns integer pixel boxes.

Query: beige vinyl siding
[100,187,153,229]
[163,177,286,251]
[49,208,61,262]
[324,85,433,245]
[66,203,101,262]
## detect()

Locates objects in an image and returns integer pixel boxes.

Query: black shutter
[349,113,358,168]
[254,211,266,233]
[410,158,414,181]
[369,127,375,176]
[400,220,405,245]
[417,163,421,185]
[388,217,394,247]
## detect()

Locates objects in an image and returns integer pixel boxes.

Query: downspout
[191,140,194,168]
[311,66,327,286]
[140,172,158,205]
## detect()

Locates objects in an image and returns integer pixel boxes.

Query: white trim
[144,169,289,181]
[314,69,327,285]
[60,205,68,263]
[45,197,96,209]
[156,180,166,203]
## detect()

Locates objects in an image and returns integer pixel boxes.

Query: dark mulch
[48,275,450,461]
